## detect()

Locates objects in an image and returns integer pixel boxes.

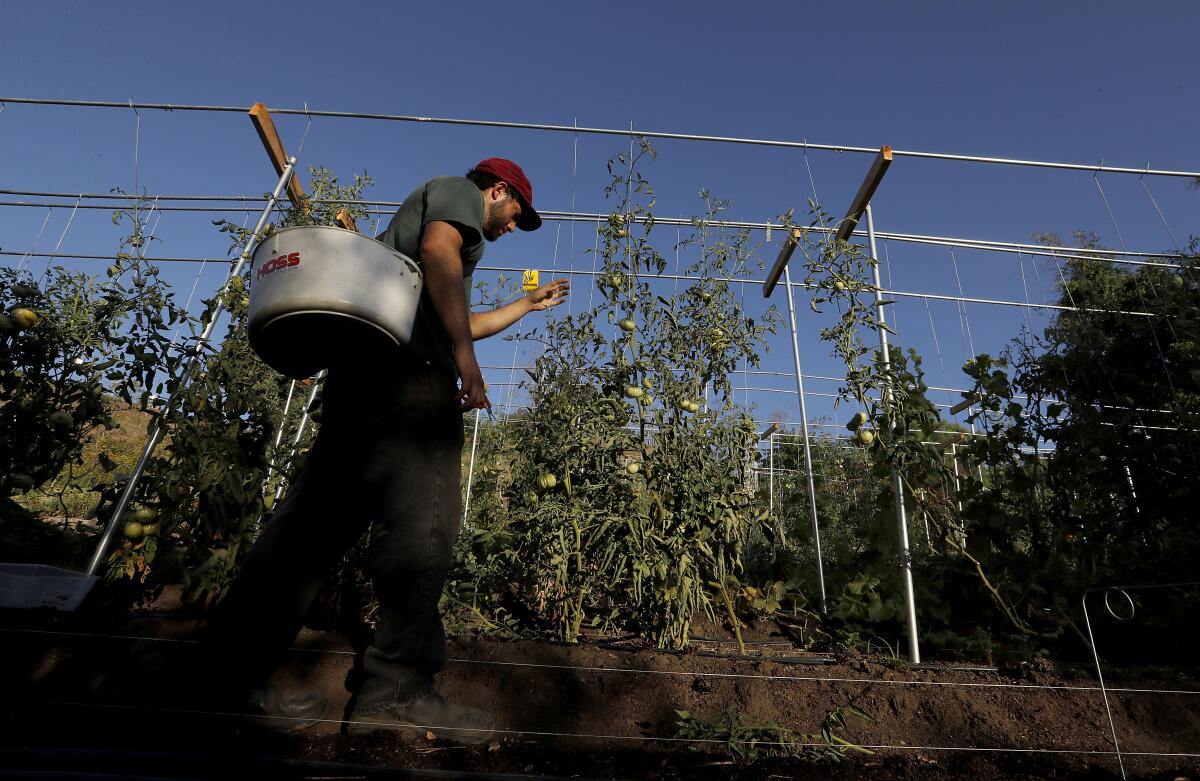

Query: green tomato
[49,410,74,428]
[846,411,868,431]
[679,400,692,412]
[833,280,847,292]
[642,377,653,389]
[133,507,158,522]
[625,386,644,399]
[122,521,144,540]
[626,463,640,475]
[639,394,653,406]
[140,522,160,537]
[855,429,875,446]
[10,308,39,330]
[619,318,637,333]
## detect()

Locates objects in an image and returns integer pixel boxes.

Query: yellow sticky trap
[522,269,539,292]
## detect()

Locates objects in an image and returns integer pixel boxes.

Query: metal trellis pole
[783,264,827,613]
[462,407,482,525]
[768,433,775,517]
[866,204,921,664]
[274,371,325,504]
[85,158,298,577]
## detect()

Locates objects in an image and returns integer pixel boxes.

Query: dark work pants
[203,359,463,713]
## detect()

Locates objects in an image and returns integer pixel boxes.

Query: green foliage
[952,235,1200,644]
[674,704,874,762]
[446,140,779,648]
[102,170,371,605]
[1,206,196,572]
[1,259,187,499]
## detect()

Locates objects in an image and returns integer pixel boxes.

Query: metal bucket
[247,225,423,379]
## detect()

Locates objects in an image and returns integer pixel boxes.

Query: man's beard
[483,196,513,241]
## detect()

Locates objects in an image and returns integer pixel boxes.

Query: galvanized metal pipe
[274,372,325,503]
[867,204,921,664]
[2,96,1196,178]
[462,408,482,525]
[783,264,827,613]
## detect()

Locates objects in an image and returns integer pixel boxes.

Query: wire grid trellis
[3,99,1197,770]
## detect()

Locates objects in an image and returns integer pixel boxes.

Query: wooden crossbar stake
[249,103,306,207]
[248,102,359,232]
[948,393,984,416]
[762,146,893,298]
[835,146,892,242]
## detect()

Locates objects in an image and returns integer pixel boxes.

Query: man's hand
[526,278,570,311]
[453,346,492,413]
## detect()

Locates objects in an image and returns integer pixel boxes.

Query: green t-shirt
[377,176,484,372]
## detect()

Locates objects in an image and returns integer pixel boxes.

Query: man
[201,158,568,743]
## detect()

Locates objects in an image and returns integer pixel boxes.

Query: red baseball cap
[474,157,542,231]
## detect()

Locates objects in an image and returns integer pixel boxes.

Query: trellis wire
[923,296,961,424]
[1093,170,1128,252]
[16,207,52,272]
[38,195,82,277]
[2,251,1170,317]
[4,626,1198,697]
[1138,174,1183,254]
[7,694,1199,762]
[1,193,1188,267]
[1082,582,1200,780]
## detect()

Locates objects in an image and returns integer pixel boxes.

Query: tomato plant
[449,140,779,648]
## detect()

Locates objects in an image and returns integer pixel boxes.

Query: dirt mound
[2,608,1197,780]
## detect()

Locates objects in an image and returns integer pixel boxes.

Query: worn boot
[237,685,329,733]
[344,690,495,745]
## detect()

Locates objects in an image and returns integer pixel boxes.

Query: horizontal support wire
[0,191,1188,267]
[0,251,1166,316]
[2,96,1197,178]
[3,627,1197,696]
[5,696,1197,759]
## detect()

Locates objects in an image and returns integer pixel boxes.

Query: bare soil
[1,598,1198,780]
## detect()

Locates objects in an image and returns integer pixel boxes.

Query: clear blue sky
[3,1,1197,430]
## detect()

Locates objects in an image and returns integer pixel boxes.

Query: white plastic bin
[0,563,98,611]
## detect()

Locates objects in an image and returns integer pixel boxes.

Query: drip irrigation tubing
[3,96,1199,178]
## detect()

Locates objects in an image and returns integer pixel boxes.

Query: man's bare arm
[469,278,570,340]
[420,221,490,412]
